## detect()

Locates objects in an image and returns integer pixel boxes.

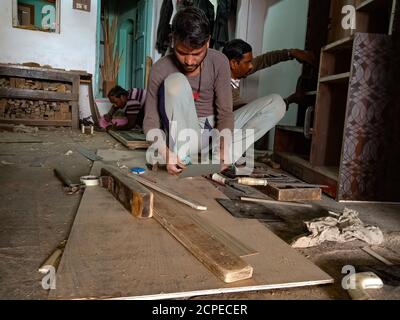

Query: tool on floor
[355,247,400,286]
[346,272,384,300]
[38,240,67,274]
[237,177,268,186]
[53,169,85,194]
[179,163,221,178]
[80,175,100,186]
[211,173,252,194]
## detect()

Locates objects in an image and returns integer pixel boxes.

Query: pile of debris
[0,77,72,92]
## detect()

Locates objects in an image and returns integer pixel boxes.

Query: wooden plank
[241,197,313,208]
[0,119,71,126]
[0,88,78,101]
[187,212,258,258]
[100,166,153,218]
[108,130,150,150]
[259,184,322,202]
[0,64,78,82]
[50,150,333,300]
[153,203,253,283]
[133,175,207,211]
[274,151,338,198]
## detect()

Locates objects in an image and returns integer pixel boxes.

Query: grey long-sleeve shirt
[143,49,234,135]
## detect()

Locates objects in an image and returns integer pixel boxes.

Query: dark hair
[222,39,253,61]
[108,86,128,98]
[171,7,210,49]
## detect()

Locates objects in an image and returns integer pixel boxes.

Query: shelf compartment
[311,82,349,167]
[323,36,354,52]
[319,72,350,84]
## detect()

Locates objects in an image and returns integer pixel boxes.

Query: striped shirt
[122,88,147,115]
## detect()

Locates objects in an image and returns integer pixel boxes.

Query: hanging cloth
[156,0,174,56]
[212,0,237,50]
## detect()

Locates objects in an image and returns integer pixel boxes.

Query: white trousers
[158,73,286,164]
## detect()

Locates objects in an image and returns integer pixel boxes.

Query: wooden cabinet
[274,0,400,202]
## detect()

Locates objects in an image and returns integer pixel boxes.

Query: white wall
[260,0,309,149]
[0,0,98,76]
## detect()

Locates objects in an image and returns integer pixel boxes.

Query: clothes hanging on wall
[212,0,237,50]
[156,0,174,56]
[193,0,215,40]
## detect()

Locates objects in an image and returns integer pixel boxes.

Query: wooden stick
[132,175,207,211]
[362,247,394,266]
[241,197,313,208]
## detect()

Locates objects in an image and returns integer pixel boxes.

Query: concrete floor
[0,128,399,300]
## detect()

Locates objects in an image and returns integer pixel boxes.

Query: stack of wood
[0,77,72,93]
[0,98,71,120]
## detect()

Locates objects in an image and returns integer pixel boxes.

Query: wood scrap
[241,197,313,208]
[100,167,153,218]
[38,240,67,274]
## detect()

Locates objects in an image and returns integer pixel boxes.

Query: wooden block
[100,166,153,218]
[258,184,322,202]
[15,78,25,89]
[60,102,69,113]
[0,99,7,114]
[9,78,17,88]
[56,84,67,93]
[61,112,72,120]
[54,111,63,120]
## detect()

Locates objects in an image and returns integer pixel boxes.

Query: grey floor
[0,128,399,300]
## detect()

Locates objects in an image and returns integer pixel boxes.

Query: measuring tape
[80,175,100,186]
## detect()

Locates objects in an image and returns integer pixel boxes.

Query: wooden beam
[0,88,78,101]
[0,64,78,82]
[153,194,253,283]
[100,167,153,218]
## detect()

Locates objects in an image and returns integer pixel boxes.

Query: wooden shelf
[276,125,304,134]
[0,64,78,83]
[273,151,339,198]
[0,88,77,101]
[0,118,72,126]
[320,72,350,84]
[323,36,354,52]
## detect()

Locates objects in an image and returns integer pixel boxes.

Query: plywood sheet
[50,150,333,299]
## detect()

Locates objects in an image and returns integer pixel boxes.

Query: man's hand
[289,49,315,66]
[160,147,187,176]
[103,114,112,122]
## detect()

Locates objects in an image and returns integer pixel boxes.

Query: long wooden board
[50,150,333,299]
